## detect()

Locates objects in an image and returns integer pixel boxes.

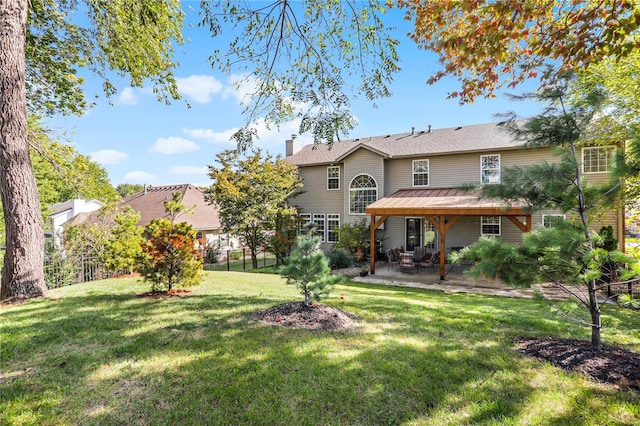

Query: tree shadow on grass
[2,283,637,425]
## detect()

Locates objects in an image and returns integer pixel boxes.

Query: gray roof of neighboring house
[284,122,525,166]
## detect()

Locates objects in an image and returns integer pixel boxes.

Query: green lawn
[1,272,639,425]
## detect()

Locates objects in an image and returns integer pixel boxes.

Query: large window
[327,166,340,190]
[481,216,501,236]
[481,154,500,184]
[583,146,614,173]
[298,213,312,234]
[299,213,340,243]
[412,159,429,187]
[313,214,326,242]
[327,214,340,243]
[349,174,378,215]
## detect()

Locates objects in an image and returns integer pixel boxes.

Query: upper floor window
[327,166,340,190]
[542,214,565,228]
[349,174,378,215]
[582,146,615,173]
[481,216,501,236]
[413,159,430,187]
[481,154,500,184]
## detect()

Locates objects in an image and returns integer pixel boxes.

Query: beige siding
[293,144,623,252]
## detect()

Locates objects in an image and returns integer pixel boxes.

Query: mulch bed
[516,337,640,392]
[253,301,357,331]
[137,289,193,299]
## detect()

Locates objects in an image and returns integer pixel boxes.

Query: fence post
[242,248,246,271]
[226,249,230,271]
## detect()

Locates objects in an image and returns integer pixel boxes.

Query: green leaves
[200,0,399,146]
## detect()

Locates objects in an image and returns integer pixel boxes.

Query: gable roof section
[121,184,221,230]
[284,122,525,166]
[366,188,532,217]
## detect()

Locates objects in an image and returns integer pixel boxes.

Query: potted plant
[359,265,369,277]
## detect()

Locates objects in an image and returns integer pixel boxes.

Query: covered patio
[366,188,533,280]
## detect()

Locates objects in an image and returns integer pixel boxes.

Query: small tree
[334,219,370,254]
[280,233,344,307]
[104,206,143,274]
[136,192,202,292]
[206,149,302,269]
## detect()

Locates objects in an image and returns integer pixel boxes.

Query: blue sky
[48,4,543,188]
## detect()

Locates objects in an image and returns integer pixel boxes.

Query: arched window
[349,174,378,215]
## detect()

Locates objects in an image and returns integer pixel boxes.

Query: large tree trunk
[0,0,48,299]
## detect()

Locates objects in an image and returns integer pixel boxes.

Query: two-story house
[284,122,624,279]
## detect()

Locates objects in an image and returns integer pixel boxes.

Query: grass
[1,271,639,425]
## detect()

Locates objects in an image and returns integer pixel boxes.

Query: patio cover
[365,188,532,279]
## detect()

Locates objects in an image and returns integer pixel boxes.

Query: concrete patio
[348,261,570,300]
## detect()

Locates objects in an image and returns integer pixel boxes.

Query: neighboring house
[48,199,105,249]
[284,122,624,278]
[117,184,234,250]
[68,184,236,251]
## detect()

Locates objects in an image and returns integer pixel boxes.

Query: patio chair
[417,251,439,273]
[400,252,415,273]
[413,246,427,262]
[386,249,400,270]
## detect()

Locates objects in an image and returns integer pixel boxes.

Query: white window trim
[327,214,340,243]
[327,166,340,190]
[481,216,501,236]
[542,213,566,228]
[313,214,326,242]
[298,213,312,235]
[582,146,615,174]
[412,159,430,187]
[480,154,501,185]
[349,173,378,216]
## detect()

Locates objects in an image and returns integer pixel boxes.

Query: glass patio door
[405,218,422,251]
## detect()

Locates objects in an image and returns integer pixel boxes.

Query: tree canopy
[396,0,640,103]
[206,149,302,269]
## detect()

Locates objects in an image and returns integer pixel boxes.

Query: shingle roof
[284,122,523,166]
[70,184,221,231]
[121,184,221,230]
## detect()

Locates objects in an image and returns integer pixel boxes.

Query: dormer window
[327,166,340,190]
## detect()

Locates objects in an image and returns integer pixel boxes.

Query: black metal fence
[205,248,279,272]
[44,253,125,289]
[605,278,640,299]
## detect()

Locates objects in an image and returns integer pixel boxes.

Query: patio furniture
[417,251,439,273]
[386,249,400,270]
[413,246,428,262]
[400,252,415,273]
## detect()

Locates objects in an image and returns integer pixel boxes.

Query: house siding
[286,127,624,254]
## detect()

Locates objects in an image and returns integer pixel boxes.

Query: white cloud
[170,166,209,175]
[118,87,138,105]
[183,127,238,144]
[89,149,129,165]
[176,75,225,104]
[148,136,200,154]
[183,119,312,155]
[123,171,158,183]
